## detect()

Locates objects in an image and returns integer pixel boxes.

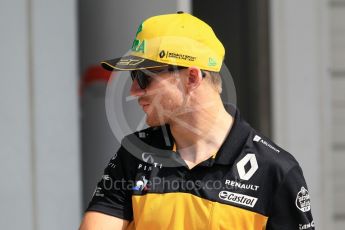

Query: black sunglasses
[130,66,205,89]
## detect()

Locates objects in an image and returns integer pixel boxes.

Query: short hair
[204,71,222,94]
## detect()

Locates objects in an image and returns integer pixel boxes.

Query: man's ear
[185,66,203,93]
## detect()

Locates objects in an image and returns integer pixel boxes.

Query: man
[80,12,314,230]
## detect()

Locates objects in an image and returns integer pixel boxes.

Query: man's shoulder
[231,111,301,175]
[245,129,301,175]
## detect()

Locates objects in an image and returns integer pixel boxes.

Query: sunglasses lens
[131,71,148,89]
[137,74,147,89]
[131,66,187,89]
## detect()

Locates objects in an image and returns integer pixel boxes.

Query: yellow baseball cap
[101,12,225,72]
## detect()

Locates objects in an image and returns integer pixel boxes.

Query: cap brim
[101,55,168,71]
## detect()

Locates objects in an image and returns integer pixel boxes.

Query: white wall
[270,0,332,229]
[0,1,81,229]
[330,0,345,228]
[0,1,34,229]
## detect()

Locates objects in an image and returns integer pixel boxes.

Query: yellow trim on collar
[172,143,217,159]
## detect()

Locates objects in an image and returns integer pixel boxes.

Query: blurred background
[0,0,344,229]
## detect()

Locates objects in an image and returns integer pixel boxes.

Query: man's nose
[130,78,145,97]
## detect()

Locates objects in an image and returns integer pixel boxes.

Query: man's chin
[145,116,166,127]
[145,120,162,127]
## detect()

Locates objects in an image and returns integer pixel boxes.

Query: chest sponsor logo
[137,163,153,171]
[141,152,163,168]
[253,135,280,153]
[132,176,149,191]
[142,152,154,163]
[218,191,258,208]
[236,153,258,180]
[296,186,311,212]
[225,179,259,191]
[107,153,118,168]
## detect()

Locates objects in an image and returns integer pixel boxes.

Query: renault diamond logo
[159,50,166,58]
[236,153,258,180]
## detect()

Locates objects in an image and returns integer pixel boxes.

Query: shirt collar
[165,104,251,167]
[213,105,251,165]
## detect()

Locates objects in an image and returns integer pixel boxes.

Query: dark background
[193,0,271,136]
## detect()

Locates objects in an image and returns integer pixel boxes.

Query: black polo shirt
[87,106,314,230]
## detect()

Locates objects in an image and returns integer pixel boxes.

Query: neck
[169,99,234,167]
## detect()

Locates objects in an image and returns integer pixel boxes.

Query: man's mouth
[142,104,150,111]
[139,99,150,112]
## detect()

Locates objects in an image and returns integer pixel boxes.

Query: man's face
[130,68,187,127]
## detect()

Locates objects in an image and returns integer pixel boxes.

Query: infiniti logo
[142,152,155,164]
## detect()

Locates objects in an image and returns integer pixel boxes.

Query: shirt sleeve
[85,146,133,221]
[266,165,315,230]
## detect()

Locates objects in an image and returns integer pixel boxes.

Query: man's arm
[81,146,134,229]
[79,211,129,230]
[266,165,314,229]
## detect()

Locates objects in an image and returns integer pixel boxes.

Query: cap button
[177,11,184,14]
